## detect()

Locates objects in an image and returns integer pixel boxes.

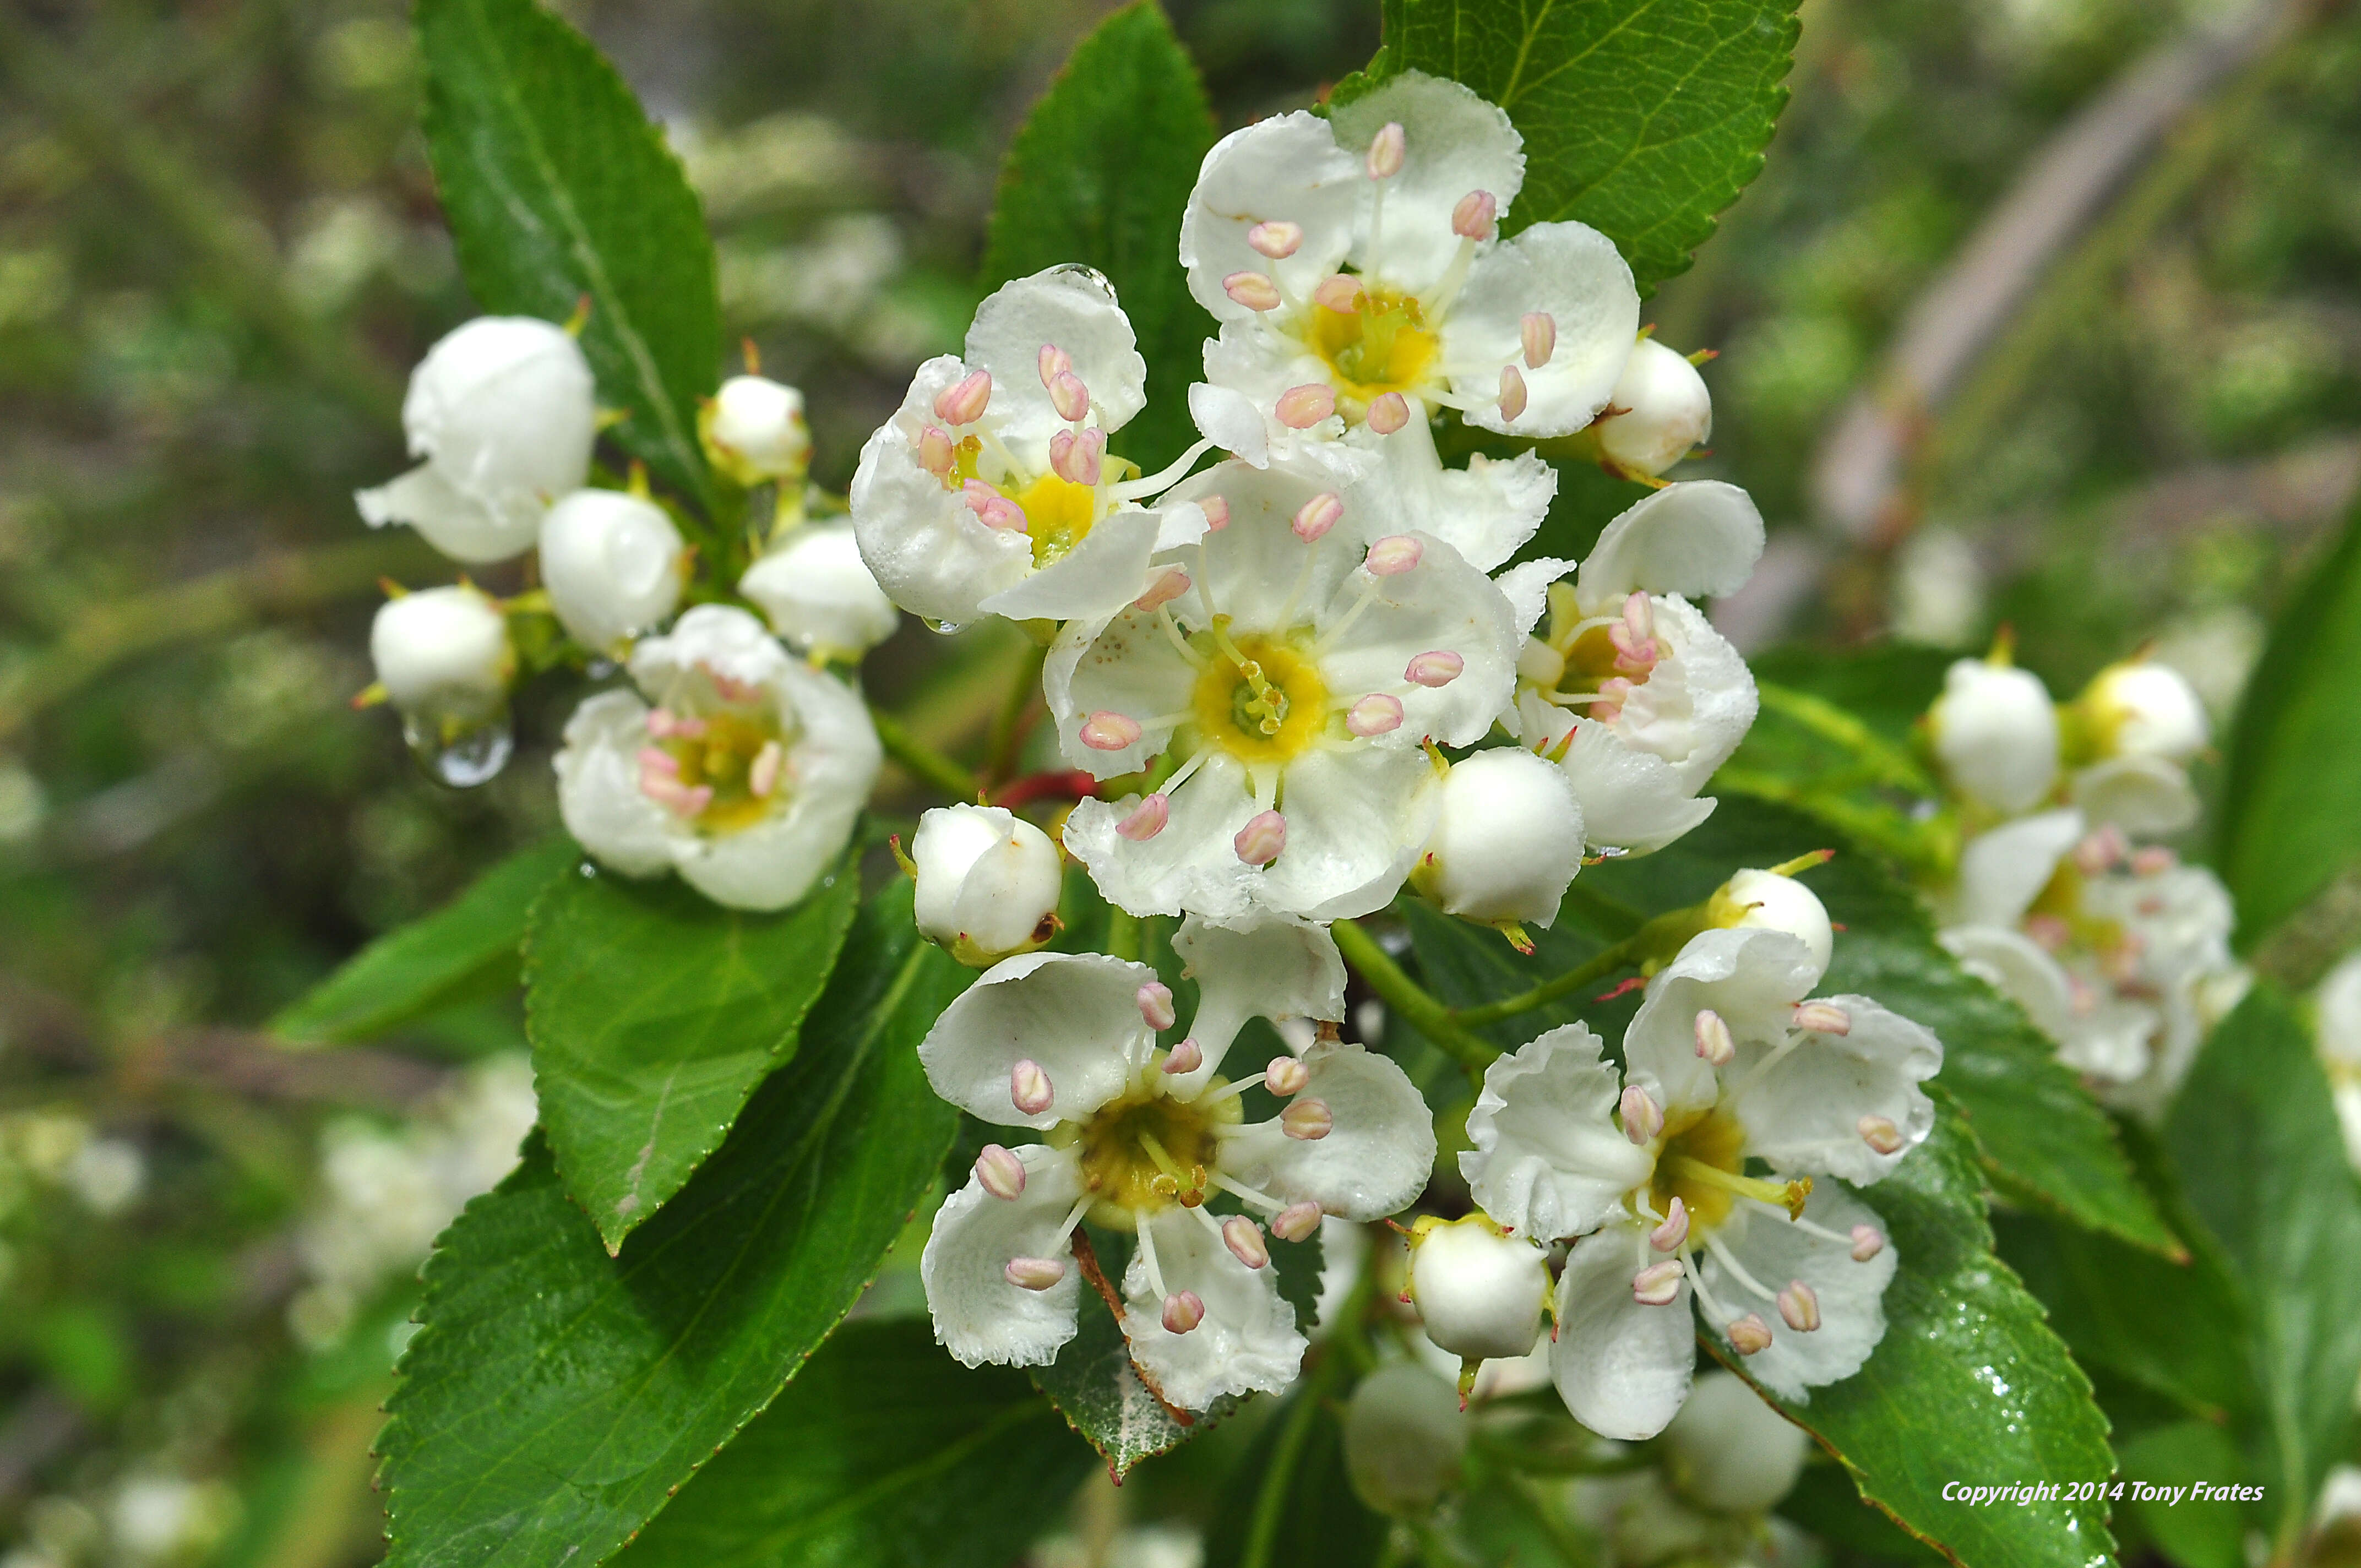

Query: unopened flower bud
[1281,1098,1332,1140]
[1236,809,1287,865]
[1137,981,1176,1031]
[1408,1215,1548,1362]
[1293,490,1344,541]
[975,1144,1027,1200]
[1451,189,1498,240]
[1663,1371,1811,1513]
[1706,863,1835,985]
[1620,1085,1663,1145]
[1116,793,1170,841]
[1081,710,1143,751]
[1343,1362,1468,1516]
[1411,748,1585,929]
[1593,337,1712,478]
[1247,220,1303,259]
[933,369,992,427]
[1364,536,1423,576]
[741,521,900,660]
[1264,1055,1310,1096]
[1849,1224,1886,1261]
[1010,1058,1054,1117]
[1162,1037,1203,1075]
[1632,1260,1684,1306]
[1348,694,1405,737]
[1277,383,1339,430]
[1272,1200,1324,1241]
[1929,656,2059,815]
[370,585,515,722]
[2072,658,2209,764]
[1649,1198,1689,1253]
[1694,1009,1735,1066]
[1521,312,1557,368]
[1366,121,1406,179]
[1162,1290,1206,1333]
[703,374,812,486]
[1223,270,1283,312]
[1857,1114,1903,1155]
[1497,364,1528,422]
[1776,1280,1821,1332]
[1314,274,1364,313]
[912,804,1063,967]
[1726,1314,1774,1355]
[1005,1255,1065,1291]
[1367,391,1411,434]
[1222,1216,1270,1269]
[1406,650,1464,688]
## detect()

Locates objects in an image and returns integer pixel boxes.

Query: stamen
[637,745,680,777]
[1366,391,1411,434]
[2074,824,2128,875]
[934,369,992,426]
[1264,1055,1310,1096]
[1795,1001,1853,1036]
[1004,1256,1067,1291]
[1234,809,1286,866]
[1521,312,1556,368]
[1276,384,1337,430]
[1851,1224,1887,1261]
[1694,1009,1735,1066]
[748,739,784,799]
[1116,793,1170,842]
[1347,694,1405,737]
[1271,1201,1324,1241]
[1632,1260,1683,1306]
[1135,1212,1168,1299]
[1047,371,1091,423]
[2131,845,2177,875]
[1161,1037,1203,1075]
[1726,1313,1774,1355]
[1703,1233,1781,1303]
[1365,121,1405,179]
[1778,1280,1821,1332]
[1406,650,1464,688]
[1081,711,1143,751]
[645,710,706,739]
[1138,982,1176,1031]
[1038,344,1071,386]
[1649,1197,1689,1253]
[1162,1290,1206,1333]
[1313,274,1363,313]
[1223,270,1282,312]
[1364,535,1423,576]
[975,1144,1027,1200]
[1010,1058,1054,1117]
[1293,490,1343,541]
[1049,427,1106,486]
[1247,220,1303,259]
[1200,495,1231,531]
[916,424,956,476]
[1498,364,1529,422]
[1619,1085,1663,1145]
[1280,1098,1332,1140]
[1858,1115,1904,1155]
[1667,1156,1812,1219]
[1108,436,1220,502]
[1135,568,1192,612]
[1222,1216,1270,1269]
[1450,189,1498,240]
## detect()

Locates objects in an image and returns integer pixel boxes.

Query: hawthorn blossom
[2316,953,2361,1170]
[368,585,513,732]
[1459,924,1940,1438]
[1408,746,1586,944]
[553,605,879,911]
[908,803,1064,967]
[1938,808,2246,1118]
[537,488,687,655]
[917,916,1434,1411]
[1591,336,1716,482]
[1572,1370,1814,1568]
[1402,1213,1552,1391]
[739,521,901,662]
[1179,72,1639,572]
[701,373,812,487]
[851,266,1218,629]
[1052,457,1518,921]
[1499,482,1764,854]
[1926,654,2058,818]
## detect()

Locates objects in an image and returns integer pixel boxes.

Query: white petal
[1543,715,1720,854]
[357,461,542,565]
[978,506,1163,622]
[916,951,1156,1129]
[1062,755,1266,921]
[1418,747,1585,928]
[1315,531,1520,750]
[921,1146,1086,1368]
[1939,924,2074,1041]
[672,662,878,912]
[1450,224,1639,438]
[1377,406,1554,571]
[539,489,686,654]
[1165,458,1375,631]
[849,359,1037,626]
[1496,557,1576,641]
[965,266,1147,442]
[1949,808,2084,929]
[1330,73,1526,297]
[1634,596,1759,791]
[1260,745,1440,921]
[1179,113,1363,325]
[1731,998,1942,1185]
[1122,1207,1305,1411]
[1043,607,1199,778]
[627,603,796,696]
[1551,1221,1696,1440]
[1662,1371,1811,1513]
[1168,912,1345,1092]
[1574,482,1766,613]
[740,521,901,659]
[1625,928,1822,1118]
[1201,321,1340,459]
[1701,1188,1896,1401]
[1215,1040,1436,1221]
[1190,381,1271,467]
[553,689,680,878]
[1462,1024,1654,1241]
[2070,755,2200,836]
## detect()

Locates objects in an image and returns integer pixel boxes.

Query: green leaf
[376,884,967,1568]
[1202,1362,1386,1568]
[2164,984,2361,1551]
[614,1319,1093,1568]
[2220,503,2361,949]
[981,0,1216,471]
[526,857,861,1253]
[270,838,579,1045]
[418,0,720,509]
[1731,1103,2118,1568]
[1346,0,1802,288]
[2114,1422,2248,1568]
[1029,1222,1224,1479]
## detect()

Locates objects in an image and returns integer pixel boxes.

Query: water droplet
[922,617,969,636]
[404,709,514,788]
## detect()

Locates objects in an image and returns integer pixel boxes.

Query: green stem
[1754,681,1934,794]
[984,641,1050,787]
[1449,935,1641,1030]
[1331,919,1500,1072]
[869,710,982,803]
[1239,1256,1377,1568]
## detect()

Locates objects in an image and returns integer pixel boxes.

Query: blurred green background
[1,0,2357,1563]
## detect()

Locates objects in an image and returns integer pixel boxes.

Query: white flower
[2070,657,2210,765]
[910,803,1063,967]
[739,521,901,661]
[1052,457,1518,922]
[1939,809,2245,1117]
[1708,864,1835,988]
[1342,1362,1468,1515]
[537,489,686,655]
[357,317,596,563]
[1410,746,1585,940]
[1927,656,2058,816]
[1455,927,1939,1437]
[553,605,879,911]
[851,266,1213,629]
[369,585,513,723]
[1661,1369,1813,1515]
[915,917,1433,1410]
[1500,482,1764,853]
[1405,1213,1552,1371]
[1179,73,1639,573]
[1592,337,1713,481]
[2316,953,2361,1170]
[701,373,812,486]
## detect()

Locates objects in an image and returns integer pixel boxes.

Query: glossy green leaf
[526,858,861,1253]
[270,838,578,1045]
[2164,984,2361,1550]
[1202,1362,1385,1568]
[418,0,720,509]
[376,884,967,1568]
[614,1319,1094,1568]
[2220,503,2361,948]
[981,0,1215,470]
[1346,0,1801,288]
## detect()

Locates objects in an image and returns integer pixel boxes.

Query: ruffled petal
[921,1146,1086,1368]
[1122,1208,1305,1411]
[1625,928,1823,1119]
[1699,1188,1897,1401]
[1448,223,1639,438]
[1949,808,2084,929]
[627,603,797,704]
[2071,755,2200,836]
[1551,1221,1696,1440]
[1044,607,1199,778]
[357,461,541,565]
[554,689,681,878]
[1497,557,1576,641]
[1537,712,1719,854]
[1201,322,1342,459]
[850,358,1037,626]
[1168,913,1345,1093]
[916,951,1156,1129]
[978,506,1163,622]
[1730,998,1942,1185]
[1462,1024,1654,1241]
[1314,531,1520,750]
[1062,754,1266,921]
[1179,113,1364,325]
[1375,409,1555,571]
[1330,73,1526,298]
[965,266,1148,443]
[1164,458,1379,633]
[1631,596,1759,791]
[1189,382,1271,467]
[1260,745,1440,920]
[1939,924,2075,1041]
[1575,482,1767,613]
[1215,1041,1437,1221]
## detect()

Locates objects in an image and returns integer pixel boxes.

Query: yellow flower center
[662,710,788,835]
[1007,470,1098,567]
[1189,625,1332,765]
[1058,1071,1242,1227]
[1642,1106,1809,1239]
[1307,283,1440,417]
